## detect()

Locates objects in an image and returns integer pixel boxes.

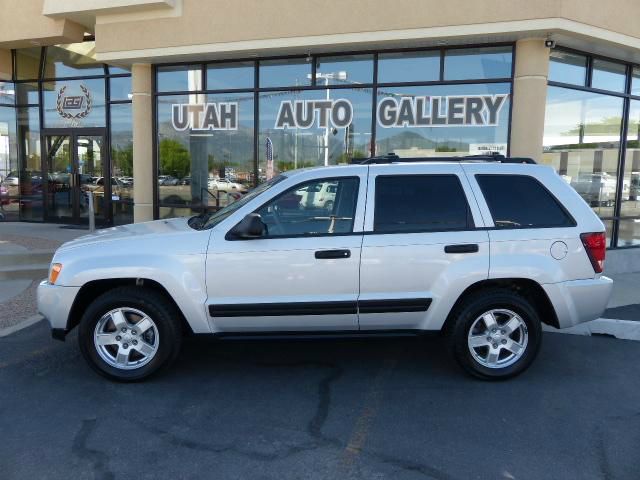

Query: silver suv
[38,154,613,381]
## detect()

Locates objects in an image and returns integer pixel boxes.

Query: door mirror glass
[230,213,267,239]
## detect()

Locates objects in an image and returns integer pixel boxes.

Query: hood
[58,217,194,252]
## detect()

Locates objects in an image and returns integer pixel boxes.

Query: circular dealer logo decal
[56,85,92,124]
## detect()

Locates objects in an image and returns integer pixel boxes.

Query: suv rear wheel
[447,289,542,380]
[78,287,182,382]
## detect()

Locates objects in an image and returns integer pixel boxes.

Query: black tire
[446,289,542,380]
[78,286,183,382]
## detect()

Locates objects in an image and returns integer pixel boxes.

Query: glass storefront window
[443,46,512,80]
[0,82,15,105]
[109,76,132,101]
[16,83,39,105]
[157,65,202,92]
[315,55,374,85]
[15,48,42,81]
[110,103,134,225]
[618,219,640,247]
[377,51,440,83]
[0,106,18,220]
[156,92,254,209]
[631,67,640,97]
[542,86,623,220]
[620,99,640,246]
[259,59,311,88]
[108,65,131,75]
[375,83,511,157]
[42,78,106,128]
[207,62,254,90]
[43,43,104,78]
[258,88,372,179]
[592,59,627,93]
[549,51,587,86]
[16,106,42,221]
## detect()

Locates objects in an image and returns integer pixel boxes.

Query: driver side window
[256,177,359,237]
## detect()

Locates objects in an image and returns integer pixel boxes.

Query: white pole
[87,191,95,232]
[324,76,330,167]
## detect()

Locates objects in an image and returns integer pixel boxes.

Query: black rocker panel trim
[209,301,358,317]
[358,298,432,314]
[209,298,431,317]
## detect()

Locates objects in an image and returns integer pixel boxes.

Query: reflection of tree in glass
[159,138,191,178]
[112,144,133,176]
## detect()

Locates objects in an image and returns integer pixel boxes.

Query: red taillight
[580,232,606,273]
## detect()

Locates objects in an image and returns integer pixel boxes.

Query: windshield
[195,175,287,230]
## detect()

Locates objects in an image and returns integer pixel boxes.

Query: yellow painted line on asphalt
[339,355,398,471]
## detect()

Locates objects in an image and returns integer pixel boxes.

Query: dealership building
[1,0,640,261]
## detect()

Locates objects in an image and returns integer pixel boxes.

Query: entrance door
[44,131,107,225]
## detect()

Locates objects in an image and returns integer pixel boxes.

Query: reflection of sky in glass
[375,83,511,155]
[548,51,587,86]
[207,62,254,90]
[260,59,311,88]
[543,86,623,147]
[378,52,440,83]
[444,47,512,80]
[591,59,626,93]
[157,65,202,92]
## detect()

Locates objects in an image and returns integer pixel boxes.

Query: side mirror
[229,213,267,239]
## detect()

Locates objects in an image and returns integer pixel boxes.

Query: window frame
[546,45,640,247]
[371,174,476,234]
[475,174,577,230]
[229,175,362,240]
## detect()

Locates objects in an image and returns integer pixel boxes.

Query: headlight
[49,263,62,284]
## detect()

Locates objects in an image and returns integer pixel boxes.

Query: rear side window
[374,175,473,233]
[476,174,575,228]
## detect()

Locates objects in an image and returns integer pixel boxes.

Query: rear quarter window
[476,174,575,229]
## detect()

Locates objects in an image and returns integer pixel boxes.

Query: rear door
[358,163,490,330]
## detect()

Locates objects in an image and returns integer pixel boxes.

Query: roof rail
[352,153,537,165]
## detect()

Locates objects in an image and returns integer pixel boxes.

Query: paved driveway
[1,321,639,480]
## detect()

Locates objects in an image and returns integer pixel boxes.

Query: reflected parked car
[180,176,191,185]
[2,171,19,186]
[298,181,337,210]
[207,178,248,194]
[570,173,617,207]
[158,175,179,186]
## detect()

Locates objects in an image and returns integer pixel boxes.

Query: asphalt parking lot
[1,321,639,480]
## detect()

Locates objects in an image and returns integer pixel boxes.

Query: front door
[206,171,367,332]
[44,130,107,225]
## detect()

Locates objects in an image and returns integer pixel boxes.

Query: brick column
[131,63,154,222]
[509,39,551,162]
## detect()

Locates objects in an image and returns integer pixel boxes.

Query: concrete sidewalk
[0,223,88,329]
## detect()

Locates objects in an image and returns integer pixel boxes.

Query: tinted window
[259,59,311,88]
[591,59,626,93]
[157,65,202,92]
[476,175,574,228]
[256,177,359,237]
[374,175,472,233]
[377,51,440,83]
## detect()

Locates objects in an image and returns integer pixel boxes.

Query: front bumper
[37,281,81,339]
[543,276,613,329]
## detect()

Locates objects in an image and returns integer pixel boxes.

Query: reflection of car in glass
[629,172,640,201]
[180,176,191,185]
[119,177,133,187]
[298,181,337,210]
[2,171,19,186]
[208,178,248,194]
[570,173,617,206]
[39,154,613,382]
[158,175,179,186]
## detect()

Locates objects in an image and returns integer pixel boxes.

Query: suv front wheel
[447,289,542,380]
[78,287,182,381]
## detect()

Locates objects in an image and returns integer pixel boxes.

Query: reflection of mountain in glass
[377,130,469,154]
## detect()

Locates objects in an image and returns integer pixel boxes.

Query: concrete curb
[543,318,640,341]
[0,315,44,338]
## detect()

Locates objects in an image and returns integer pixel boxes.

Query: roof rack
[352,152,537,165]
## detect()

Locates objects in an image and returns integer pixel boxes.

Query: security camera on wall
[545,39,556,49]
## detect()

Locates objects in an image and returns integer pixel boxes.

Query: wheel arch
[67,278,194,335]
[442,278,560,332]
